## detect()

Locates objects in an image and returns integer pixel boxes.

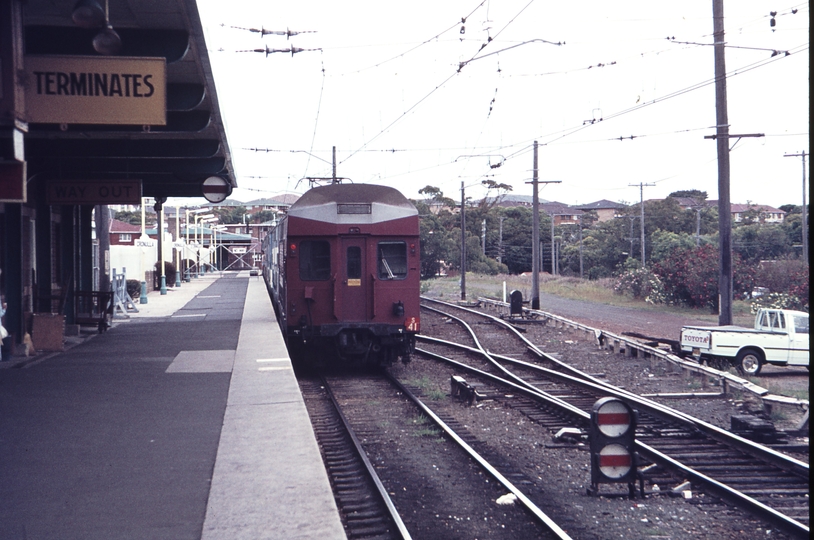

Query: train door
[340,237,367,321]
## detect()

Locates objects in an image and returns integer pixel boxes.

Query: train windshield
[378,242,407,280]
[299,240,331,280]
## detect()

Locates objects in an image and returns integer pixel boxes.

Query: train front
[284,184,420,365]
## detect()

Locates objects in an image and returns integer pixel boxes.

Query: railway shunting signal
[588,397,643,498]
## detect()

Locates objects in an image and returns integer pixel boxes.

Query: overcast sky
[193,0,809,209]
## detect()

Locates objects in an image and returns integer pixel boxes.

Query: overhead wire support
[235,45,322,57]
[458,38,564,72]
[667,37,790,57]
[226,24,317,40]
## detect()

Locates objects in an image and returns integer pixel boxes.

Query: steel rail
[417,301,810,537]
[386,372,575,540]
[415,339,809,538]
[421,297,809,476]
[321,376,413,540]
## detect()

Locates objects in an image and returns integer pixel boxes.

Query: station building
[0,0,234,352]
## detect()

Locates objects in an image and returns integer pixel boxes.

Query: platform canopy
[19,0,235,199]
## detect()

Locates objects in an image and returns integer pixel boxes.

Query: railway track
[299,376,411,540]
[418,297,810,538]
[300,372,573,539]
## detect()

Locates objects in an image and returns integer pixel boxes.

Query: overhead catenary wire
[339,0,561,166]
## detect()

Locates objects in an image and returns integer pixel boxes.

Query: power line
[226,24,317,40]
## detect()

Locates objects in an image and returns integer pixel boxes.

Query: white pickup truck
[680,308,809,375]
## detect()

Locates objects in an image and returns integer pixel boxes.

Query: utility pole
[526,141,560,309]
[712,0,732,325]
[498,216,505,263]
[706,0,764,325]
[481,219,486,255]
[784,151,808,262]
[460,181,466,301]
[550,215,556,275]
[629,182,654,268]
[531,141,540,309]
[578,214,584,279]
[332,145,337,183]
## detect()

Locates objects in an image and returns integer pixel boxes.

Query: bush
[613,268,668,304]
[753,259,809,311]
[153,261,177,289]
[651,244,756,310]
[750,292,807,313]
[126,279,141,299]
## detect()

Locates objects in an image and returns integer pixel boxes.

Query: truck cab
[755,309,810,366]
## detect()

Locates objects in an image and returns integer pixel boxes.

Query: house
[539,202,583,226]
[729,203,786,224]
[243,195,298,217]
[572,200,627,222]
[109,218,141,245]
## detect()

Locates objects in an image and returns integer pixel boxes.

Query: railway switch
[588,397,640,498]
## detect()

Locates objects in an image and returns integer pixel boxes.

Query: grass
[421,273,756,326]
[405,376,447,400]
[412,414,443,439]
[764,386,809,402]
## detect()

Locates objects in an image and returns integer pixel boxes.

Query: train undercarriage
[287,324,415,366]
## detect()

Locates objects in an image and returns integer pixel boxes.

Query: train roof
[287,183,418,224]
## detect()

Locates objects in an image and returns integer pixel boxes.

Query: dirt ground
[394,294,809,539]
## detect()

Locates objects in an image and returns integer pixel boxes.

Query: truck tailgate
[680,328,712,351]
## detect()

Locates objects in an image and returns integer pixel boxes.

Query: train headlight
[392,301,404,316]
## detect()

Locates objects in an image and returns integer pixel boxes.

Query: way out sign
[202,176,231,203]
[588,397,639,495]
[47,180,142,205]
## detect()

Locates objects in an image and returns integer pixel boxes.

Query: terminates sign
[24,55,166,125]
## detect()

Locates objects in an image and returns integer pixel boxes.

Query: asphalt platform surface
[0,272,345,540]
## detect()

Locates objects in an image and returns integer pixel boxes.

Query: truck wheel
[736,349,763,376]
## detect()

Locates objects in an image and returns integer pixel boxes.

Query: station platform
[0,271,346,540]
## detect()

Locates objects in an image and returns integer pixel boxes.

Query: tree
[493,207,533,274]
[477,179,513,210]
[416,202,456,279]
[251,210,276,224]
[733,224,792,262]
[115,210,152,226]
[649,230,698,263]
[418,185,456,209]
[668,189,708,200]
[213,206,248,224]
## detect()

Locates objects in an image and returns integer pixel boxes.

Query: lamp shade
[72,0,105,28]
[93,25,122,55]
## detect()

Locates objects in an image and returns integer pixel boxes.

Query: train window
[299,240,331,281]
[378,242,407,280]
[347,246,362,279]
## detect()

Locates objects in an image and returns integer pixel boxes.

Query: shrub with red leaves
[652,244,756,311]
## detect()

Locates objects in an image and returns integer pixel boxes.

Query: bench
[74,291,114,333]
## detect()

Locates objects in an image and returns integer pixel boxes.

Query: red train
[262,183,420,365]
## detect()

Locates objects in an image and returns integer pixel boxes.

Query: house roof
[109,218,141,233]
[730,204,786,214]
[540,201,583,215]
[245,195,299,206]
[573,199,627,210]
